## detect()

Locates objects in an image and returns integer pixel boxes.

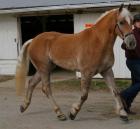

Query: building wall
[74,13,131,78]
[0,15,18,75]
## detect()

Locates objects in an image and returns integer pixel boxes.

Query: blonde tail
[15,39,32,95]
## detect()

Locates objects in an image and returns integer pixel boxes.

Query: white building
[0,0,140,78]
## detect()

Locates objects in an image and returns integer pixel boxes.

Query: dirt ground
[0,74,140,129]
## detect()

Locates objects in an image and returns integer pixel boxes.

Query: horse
[16,4,136,121]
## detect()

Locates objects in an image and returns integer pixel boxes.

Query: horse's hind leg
[101,68,128,121]
[20,72,41,113]
[40,70,67,121]
[69,72,92,120]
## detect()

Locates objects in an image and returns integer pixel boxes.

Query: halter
[115,23,133,40]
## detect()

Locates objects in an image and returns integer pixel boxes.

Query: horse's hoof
[20,105,26,113]
[69,112,76,120]
[120,116,129,122]
[57,114,67,121]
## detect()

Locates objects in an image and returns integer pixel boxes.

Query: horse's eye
[119,20,125,25]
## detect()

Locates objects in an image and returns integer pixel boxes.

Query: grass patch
[52,79,80,91]
[92,79,131,90]
[0,75,14,82]
[129,115,140,120]
[52,78,131,91]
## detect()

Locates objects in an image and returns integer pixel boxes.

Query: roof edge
[0,1,140,14]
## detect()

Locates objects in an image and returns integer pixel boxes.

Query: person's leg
[121,59,140,111]
[121,83,140,108]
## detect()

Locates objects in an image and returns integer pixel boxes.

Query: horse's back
[29,32,62,51]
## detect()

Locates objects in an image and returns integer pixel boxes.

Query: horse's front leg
[69,73,92,120]
[101,68,128,121]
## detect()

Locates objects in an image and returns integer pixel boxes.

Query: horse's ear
[127,3,131,11]
[119,3,124,13]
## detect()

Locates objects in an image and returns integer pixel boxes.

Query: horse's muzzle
[124,34,136,50]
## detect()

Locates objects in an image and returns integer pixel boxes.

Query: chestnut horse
[16,5,136,121]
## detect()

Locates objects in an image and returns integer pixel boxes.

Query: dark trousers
[121,59,140,108]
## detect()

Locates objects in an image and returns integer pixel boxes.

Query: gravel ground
[0,76,140,129]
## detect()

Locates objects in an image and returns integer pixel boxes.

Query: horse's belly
[52,58,78,71]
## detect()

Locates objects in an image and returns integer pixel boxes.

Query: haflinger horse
[16,4,136,121]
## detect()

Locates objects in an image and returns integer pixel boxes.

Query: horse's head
[115,4,136,50]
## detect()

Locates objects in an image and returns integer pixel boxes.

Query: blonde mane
[95,8,132,25]
[95,9,117,24]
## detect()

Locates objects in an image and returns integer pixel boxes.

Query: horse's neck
[94,11,118,46]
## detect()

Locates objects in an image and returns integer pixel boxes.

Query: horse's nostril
[129,41,136,48]
[130,42,133,47]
